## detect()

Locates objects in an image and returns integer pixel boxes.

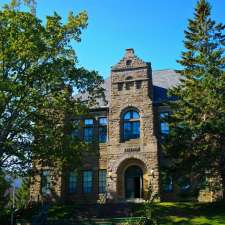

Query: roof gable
[111,48,148,71]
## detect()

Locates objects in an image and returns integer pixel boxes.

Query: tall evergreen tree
[164,0,225,198]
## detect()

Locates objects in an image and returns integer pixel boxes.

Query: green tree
[3,0,37,14]
[0,2,104,175]
[10,177,30,209]
[164,0,225,198]
[0,169,11,220]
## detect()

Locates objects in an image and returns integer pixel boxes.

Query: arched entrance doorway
[125,165,143,198]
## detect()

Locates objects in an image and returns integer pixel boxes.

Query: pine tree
[164,0,225,199]
[14,177,30,209]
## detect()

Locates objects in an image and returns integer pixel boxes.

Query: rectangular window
[84,119,94,126]
[84,127,93,143]
[68,171,77,193]
[99,117,107,126]
[83,171,92,193]
[41,170,51,196]
[84,119,94,143]
[99,117,107,143]
[160,112,169,135]
[99,170,107,193]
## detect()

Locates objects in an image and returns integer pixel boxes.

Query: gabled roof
[152,69,181,103]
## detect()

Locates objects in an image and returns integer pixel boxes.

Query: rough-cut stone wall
[107,48,160,202]
[30,161,62,202]
[30,109,109,204]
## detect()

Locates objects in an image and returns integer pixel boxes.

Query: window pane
[84,119,93,125]
[132,111,139,119]
[132,121,140,138]
[84,127,93,143]
[99,117,107,126]
[99,170,106,193]
[124,110,139,120]
[160,112,169,135]
[41,170,51,195]
[160,122,169,135]
[124,122,132,140]
[124,111,131,120]
[83,171,92,193]
[99,126,107,143]
[68,172,77,193]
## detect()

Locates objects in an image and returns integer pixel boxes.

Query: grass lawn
[133,202,225,224]
[17,201,225,224]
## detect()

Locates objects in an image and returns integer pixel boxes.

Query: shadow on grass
[17,201,225,225]
[146,202,225,225]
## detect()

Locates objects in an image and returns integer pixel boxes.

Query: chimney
[125,48,134,58]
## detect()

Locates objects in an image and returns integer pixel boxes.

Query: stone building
[30,48,217,203]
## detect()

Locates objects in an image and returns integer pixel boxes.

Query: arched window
[122,110,140,141]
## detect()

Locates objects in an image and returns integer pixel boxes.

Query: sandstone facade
[106,48,159,202]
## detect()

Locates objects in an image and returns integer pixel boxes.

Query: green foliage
[21,202,225,224]
[14,177,30,209]
[138,184,158,225]
[126,184,159,225]
[0,4,104,174]
[0,169,11,221]
[3,0,37,14]
[164,0,225,196]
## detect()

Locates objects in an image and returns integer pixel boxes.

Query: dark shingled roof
[76,69,181,108]
[152,69,181,103]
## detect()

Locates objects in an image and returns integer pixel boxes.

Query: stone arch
[115,156,150,199]
[119,105,142,119]
[113,154,150,174]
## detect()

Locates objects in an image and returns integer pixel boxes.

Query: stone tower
[107,48,159,201]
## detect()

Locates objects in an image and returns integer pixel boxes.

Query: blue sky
[2,0,225,78]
